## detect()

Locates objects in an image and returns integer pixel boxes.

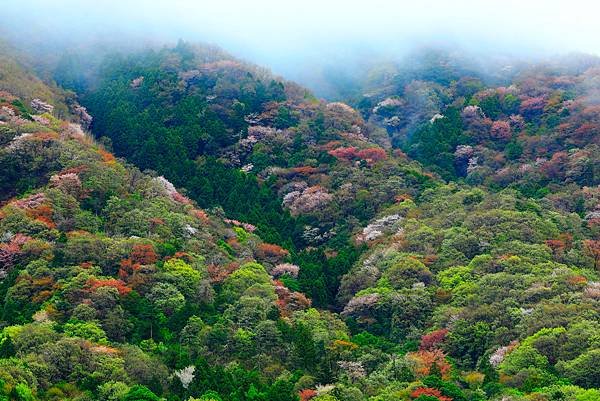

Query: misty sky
[2,0,599,91]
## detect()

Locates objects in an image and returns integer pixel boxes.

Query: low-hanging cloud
[2,0,599,95]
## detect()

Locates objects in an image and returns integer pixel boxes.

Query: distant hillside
[349,50,600,204]
[0,40,71,118]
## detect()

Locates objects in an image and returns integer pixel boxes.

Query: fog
[2,0,599,97]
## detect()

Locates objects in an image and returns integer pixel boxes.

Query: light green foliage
[161,258,201,298]
[221,262,272,302]
[499,344,549,375]
[146,283,185,315]
[97,381,130,401]
[63,320,108,343]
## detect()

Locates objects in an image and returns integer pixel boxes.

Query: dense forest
[0,38,598,401]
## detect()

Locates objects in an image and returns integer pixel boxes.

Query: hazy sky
[2,0,600,90]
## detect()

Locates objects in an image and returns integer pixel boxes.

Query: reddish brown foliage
[274,280,311,317]
[171,191,192,204]
[540,151,569,180]
[226,237,241,249]
[256,243,289,260]
[328,146,387,164]
[298,389,317,401]
[328,146,358,161]
[27,204,55,228]
[545,233,573,259]
[574,123,599,141]
[519,96,546,116]
[393,149,409,159]
[119,258,138,281]
[356,147,387,162]
[0,234,32,269]
[31,290,54,304]
[98,149,116,164]
[324,249,338,259]
[423,254,438,266]
[490,120,512,141]
[435,288,452,303]
[583,240,600,271]
[149,218,165,227]
[89,345,120,355]
[290,166,321,175]
[59,165,89,175]
[420,328,449,350]
[407,349,452,379]
[410,387,452,401]
[131,244,158,265]
[545,239,566,252]
[566,275,587,286]
[322,140,343,150]
[171,252,193,262]
[395,193,412,203]
[15,193,56,228]
[30,131,59,141]
[192,209,210,223]
[86,278,131,296]
[208,262,240,284]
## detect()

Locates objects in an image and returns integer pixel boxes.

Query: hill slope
[0,42,599,401]
[60,42,440,307]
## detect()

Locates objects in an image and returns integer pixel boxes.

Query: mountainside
[60,42,439,308]
[353,50,600,201]
[0,90,325,401]
[0,40,72,119]
[0,42,599,401]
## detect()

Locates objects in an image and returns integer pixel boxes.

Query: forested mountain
[0,41,598,401]
[58,42,439,308]
[352,49,600,197]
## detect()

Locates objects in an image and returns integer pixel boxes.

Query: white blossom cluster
[50,173,82,197]
[356,214,402,242]
[72,104,93,129]
[383,116,401,127]
[466,156,480,174]
[584,281,600,299]
[337,360,366,380]
[454,145,474,158]
[342,293,380,317]
[30,98,54,114]
[326,102,357,115]
[282,186,333,215]
[373,97,403,113]
[130,76,144,88]
[174,365,196,389]
[489,343,517,368]
[430,113,445,123]
[154,176,178,197]
[461,105,484,120]
[301,225,335,244]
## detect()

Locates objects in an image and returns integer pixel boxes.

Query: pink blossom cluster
[14,193,47,210]
[223,218,257,233]
[50,173,82,197]
[271,263,300,278]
